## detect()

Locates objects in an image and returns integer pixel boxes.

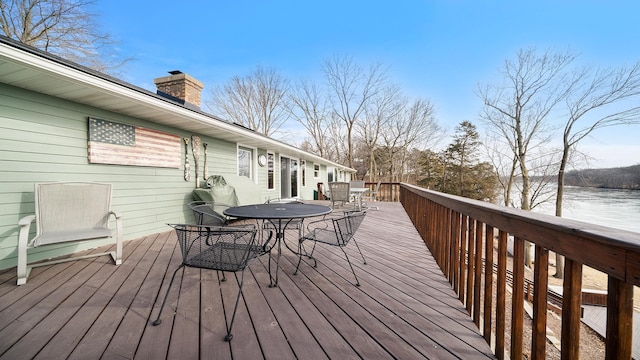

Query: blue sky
[95,0,640,168]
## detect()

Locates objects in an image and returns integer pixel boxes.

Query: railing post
[450,211,461,291]
[466,218,475,314]
[511,236,525,359]
[459,215,468,303]
[532,245,549,359]
[606,276,633,360]
[561,259,582,359]
[483,225,494,345]
[473,219,483,327]
[496,230,508,360]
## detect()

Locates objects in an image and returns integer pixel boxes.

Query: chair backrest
[373,181,381,192]
[350,180,365,188]
[35,182,112,235]
[187,201,226,226]
[169,224,260,271]
[333,211,366,245]
[265,198,303,204]
[365,180,382,200]
[329,182,350,202]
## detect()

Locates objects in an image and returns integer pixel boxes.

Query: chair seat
[302,228,343,246]
[33,228,113,247]
[186,242,264,271]
[263,218,303,229]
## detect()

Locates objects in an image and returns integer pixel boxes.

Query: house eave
[0,36,355,173]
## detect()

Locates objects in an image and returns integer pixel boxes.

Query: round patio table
[224,203,332,287]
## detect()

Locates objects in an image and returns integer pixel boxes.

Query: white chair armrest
[109,211,123,265]
[17,215,36,285]
[19,214,36,227]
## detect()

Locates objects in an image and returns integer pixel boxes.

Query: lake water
[529,186,640,234]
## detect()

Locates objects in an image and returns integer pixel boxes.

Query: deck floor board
[0,202,495,359]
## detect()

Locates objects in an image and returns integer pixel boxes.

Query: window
[238,146,253,179]
[290,159,298,197]
[301,160,306,187]
[267,152,275,190]
[313,164,320,178]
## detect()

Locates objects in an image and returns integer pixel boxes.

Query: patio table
[350,187,369,211]
[224,203,332,286]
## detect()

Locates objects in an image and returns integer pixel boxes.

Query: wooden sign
[88,118,181,168]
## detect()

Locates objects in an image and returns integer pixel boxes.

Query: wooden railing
[317,182,402,202]
[400,183,640,360]
[363,182,401,202]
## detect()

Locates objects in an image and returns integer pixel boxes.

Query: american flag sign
[88,118,181,168]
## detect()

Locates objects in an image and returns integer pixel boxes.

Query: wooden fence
[400,183,640,359]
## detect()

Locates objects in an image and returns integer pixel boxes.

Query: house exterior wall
[0,83,278,270]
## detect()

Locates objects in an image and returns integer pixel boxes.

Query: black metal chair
[295,211,367,286]
[152,224,268,341]
[262,198,305,237]
[187,201,228,226]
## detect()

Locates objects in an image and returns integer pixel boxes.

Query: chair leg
[340,247,361,286]
[152,264,185,326]
[294,240,317,275]
[225,269,247,341]
[294,240,305,275]
[352,237,367,265]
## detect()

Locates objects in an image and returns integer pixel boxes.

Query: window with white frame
[267,152,275,190]
[301,160,306,187]
[238,146,253,179]
[313,163,320,178]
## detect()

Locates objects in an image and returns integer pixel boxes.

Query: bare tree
[358,84,403,181]
[323,55,387,168]
[207,66,290,137]
[553,62,640,278]
[478,48,578,266]
[484,133,519,206]
[0,0,125,72]
[381,98,440,182]
[288,79,331,158]
[479,48,577,210]
[326,112,348,164]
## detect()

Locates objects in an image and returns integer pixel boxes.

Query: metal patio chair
[262,198,305,237]
[187,201,227,226]
[295,210,367,286]
[360,180,381,210]
[328,182,351,209]
[152,224,268,341]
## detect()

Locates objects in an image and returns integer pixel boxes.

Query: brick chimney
[154,70,204,110]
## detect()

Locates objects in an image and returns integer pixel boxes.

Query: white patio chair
[17,182,123,285]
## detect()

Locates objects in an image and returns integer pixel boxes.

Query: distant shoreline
[564,164,640,190]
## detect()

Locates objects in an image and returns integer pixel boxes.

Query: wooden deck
[0,202,495,359]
